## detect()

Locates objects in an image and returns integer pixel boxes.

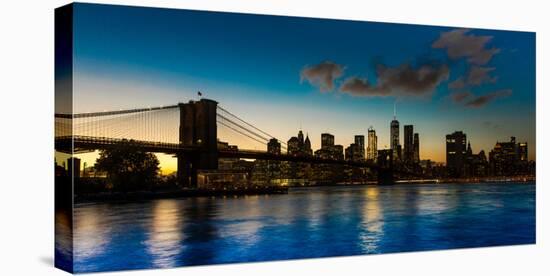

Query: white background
[0,0,548,275]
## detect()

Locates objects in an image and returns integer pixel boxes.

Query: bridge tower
[177,99,218,188]
[376,149,394,185]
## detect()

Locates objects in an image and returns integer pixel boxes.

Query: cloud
[339,63,449,97]
[432,29,500,65]
[451,91,473,102]
[448,78,466,90]
[339,77,387,96]
[448,66,497,89]
[300,61,345,92]
[450,89,512,108]
[305,29,505,103]
[464,89,512,107]
[482,121,502,130]
[467,66,497,85]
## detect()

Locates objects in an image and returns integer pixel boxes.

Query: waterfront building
[345,140,364,162]
[420,159,432,177]
[367,127,377,162]
[518,142,528,162]
[390,117,400,161]
[286,130,313,157]
[332,145,344,160]
[267,138,281,155]
[355,135,365,160]
[304,134,313,156]
[287,136,301,156]
[404,125,414,163]
[396,144,403,162]
[312,132,345,182]
[446,131,467,177]
[345,144,354,161]
[321,133,335,149]
[489,137,529,176]
[315,132,343,160]
[413,133,420,163]
[467,150,489,177]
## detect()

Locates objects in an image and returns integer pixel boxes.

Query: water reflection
[178,197,220,265]
[71,183,536,273]
[217,196,263,248]
[74,205,112,261]
[55,209,73,270]
[145,200,184,268]
[304,190,327,231]
[359,187,383,253]
[416,187,458,215]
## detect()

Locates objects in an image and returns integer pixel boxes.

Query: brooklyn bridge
[55,98,402,187]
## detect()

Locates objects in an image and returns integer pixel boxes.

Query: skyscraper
[333,145,344,160]
[446,131,467,177]
[413,133,420,163]
[287,136,300,156]
[404,125,414,163]
[267,138,281,155]
[321,133,335,149]
[345,135,365,162]
[396,144,402,161]
[367,127,377,161]
[489,137,528,176]
[390,118,400,160]
[518,142,528,162]
[287,130,312,156]
[298,130,304,145]
[315,133,344,160]
[304,134,313,156]
[354,135,365,160]
[345,144,355,161]
[518,142,529,174]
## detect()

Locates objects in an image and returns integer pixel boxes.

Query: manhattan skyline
[68,3,535,167]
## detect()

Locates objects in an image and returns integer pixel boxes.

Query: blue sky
[72,3,535,163]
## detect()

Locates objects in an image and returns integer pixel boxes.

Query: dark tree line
[95,144,160,192]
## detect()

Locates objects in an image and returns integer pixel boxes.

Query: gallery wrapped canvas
[55,2,536,273]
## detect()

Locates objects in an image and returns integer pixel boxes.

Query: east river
[64,182,535,272]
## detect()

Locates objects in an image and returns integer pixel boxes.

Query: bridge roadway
[55,136,383,170]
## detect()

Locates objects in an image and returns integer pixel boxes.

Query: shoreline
[75,186,289,203]
[74,177,535,203]
[293,176,536,187]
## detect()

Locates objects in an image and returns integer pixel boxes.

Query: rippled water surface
[69,182,535,272]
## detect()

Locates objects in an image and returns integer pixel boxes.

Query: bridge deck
[55,136,383,169]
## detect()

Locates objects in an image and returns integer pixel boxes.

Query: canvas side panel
[54,3,74,273]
